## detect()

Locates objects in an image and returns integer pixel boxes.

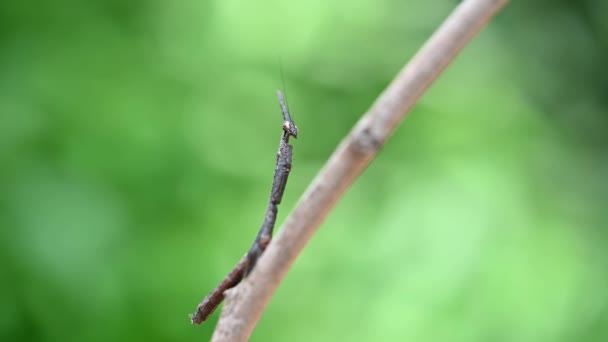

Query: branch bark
[211,0,508,340]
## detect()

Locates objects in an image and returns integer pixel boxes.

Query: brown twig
[190,90,298,324]
[210,0,509,340]
[189,257,247,324]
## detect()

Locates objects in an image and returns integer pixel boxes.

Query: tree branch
[210,0,508,340]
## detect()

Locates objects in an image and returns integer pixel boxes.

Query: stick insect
[190,90,298,324]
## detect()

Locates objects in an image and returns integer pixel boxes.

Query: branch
[211,0,508,340]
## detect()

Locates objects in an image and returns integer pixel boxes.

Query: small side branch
[210,0,509,340]
[190,91,298,324]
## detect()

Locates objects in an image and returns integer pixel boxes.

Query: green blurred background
[1,0,607,341]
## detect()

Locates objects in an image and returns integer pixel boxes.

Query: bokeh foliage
[1,0,607,341]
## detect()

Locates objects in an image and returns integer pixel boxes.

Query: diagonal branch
[210,0,509,340]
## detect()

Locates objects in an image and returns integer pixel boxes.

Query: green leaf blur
[1,0,607,341]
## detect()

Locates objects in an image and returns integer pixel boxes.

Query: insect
[190,90,298,324]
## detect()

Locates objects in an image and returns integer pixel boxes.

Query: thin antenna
[278,90,298,139]
[278,59,293,120]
